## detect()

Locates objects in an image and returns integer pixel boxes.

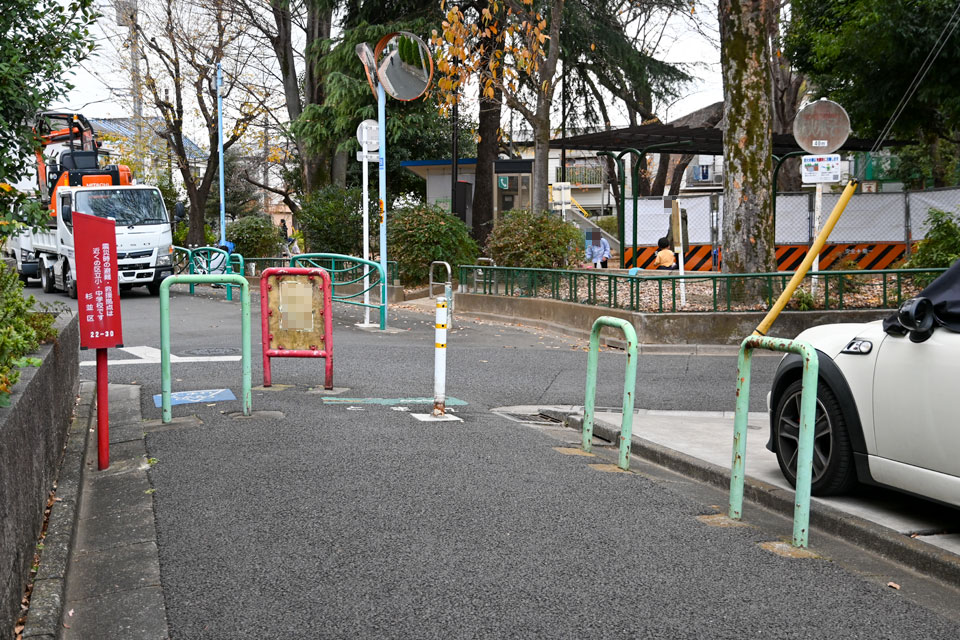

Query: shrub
[905,208,960,287]
[486,209,584,269]
[790,287,815,311]
[298,186,365,256]
[594,215,619,237]
[173,223,217,247]
[226,215,283,258]
[0,263,59,405]
[387,203,479,284]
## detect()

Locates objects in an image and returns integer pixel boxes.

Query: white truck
[5,112,175,296]
[30,184,174,297]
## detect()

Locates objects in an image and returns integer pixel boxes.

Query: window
[74,189,168,226]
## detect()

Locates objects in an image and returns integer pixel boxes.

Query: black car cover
[884,258,960,335]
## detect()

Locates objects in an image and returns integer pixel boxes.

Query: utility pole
[115,1,144,173]
[262,117,269,211]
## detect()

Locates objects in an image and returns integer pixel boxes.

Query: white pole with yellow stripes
[433,296,448,416]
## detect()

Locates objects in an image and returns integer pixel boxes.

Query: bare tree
[228,0,336,194]
[769,2,805,192]
[136,0,261,245]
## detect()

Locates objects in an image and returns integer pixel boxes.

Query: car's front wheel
[773,379,858,495]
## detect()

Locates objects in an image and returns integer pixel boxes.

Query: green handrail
[582,316,638,471]
[729,335,818,548]
[177,246,244,299]
[292,253,387,329]
[457,264,941,313]
[159,274,251,423]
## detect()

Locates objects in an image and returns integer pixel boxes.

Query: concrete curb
[549,410,960,589]
[447,308,777,356]
[21,381,95,639]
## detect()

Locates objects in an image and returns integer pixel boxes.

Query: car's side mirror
[898,297,935,343]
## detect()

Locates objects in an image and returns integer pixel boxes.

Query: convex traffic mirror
[374,32,433,101]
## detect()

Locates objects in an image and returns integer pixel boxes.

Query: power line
[868,0,960,156]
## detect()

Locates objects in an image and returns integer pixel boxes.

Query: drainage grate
[497,411,563,426]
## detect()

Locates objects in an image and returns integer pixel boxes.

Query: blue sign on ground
[153,388,237,408]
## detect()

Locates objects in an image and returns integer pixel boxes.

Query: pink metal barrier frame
[260,267,334,389]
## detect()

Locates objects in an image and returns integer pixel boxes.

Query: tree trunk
[332,149,347,187]
[651,153,669,195]
[719,0,775,291]
[473,84,501,247]
[769,11,804,192]
[300,2,332,193]
[668,153,695,196]
[930,136,946,187]
[531,114,551,214]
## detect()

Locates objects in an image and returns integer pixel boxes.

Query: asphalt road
[30,282,960,638]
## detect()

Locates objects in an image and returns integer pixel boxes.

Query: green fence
[291,253,388,329]
[172,246,244,300]
[458,265,946,313]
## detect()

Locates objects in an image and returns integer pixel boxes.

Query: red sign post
[73,213,123,470]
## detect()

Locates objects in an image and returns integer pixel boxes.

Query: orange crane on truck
[33,112,133,214]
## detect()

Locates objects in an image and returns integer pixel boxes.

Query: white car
[767,264,960,508]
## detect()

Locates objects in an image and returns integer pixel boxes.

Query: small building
[401,150,616,229]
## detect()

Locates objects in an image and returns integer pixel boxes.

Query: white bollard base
[410,413,463,422]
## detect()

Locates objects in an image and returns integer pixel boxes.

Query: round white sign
[793,99,851,155]
[356,119,379,150]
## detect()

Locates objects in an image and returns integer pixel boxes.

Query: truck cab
[36,185,174,297]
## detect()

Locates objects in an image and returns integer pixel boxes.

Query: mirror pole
[377,81,389,329]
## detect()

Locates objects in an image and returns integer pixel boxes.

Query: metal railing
[291,253,387,329]
[172,246,244,300]
[429,261,454,320]
[458,264,945,312]
[159,274,251,423]
[729,335,818,548]
[234,257,399,283]
[582,317,638,471]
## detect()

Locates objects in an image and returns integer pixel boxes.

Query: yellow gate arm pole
[754,179,859,336]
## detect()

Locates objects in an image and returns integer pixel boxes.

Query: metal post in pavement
[433,296,448,416]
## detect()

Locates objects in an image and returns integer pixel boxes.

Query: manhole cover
[181,347,240,356]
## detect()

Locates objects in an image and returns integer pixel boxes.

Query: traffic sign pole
[356,119,379,328]
[377,82,388,330]
[362,137,371,326]
[812,182,823,296]
[96,348,109,469]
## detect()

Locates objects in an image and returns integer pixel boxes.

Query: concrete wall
[0,312,79,635]
[454,293,891,346]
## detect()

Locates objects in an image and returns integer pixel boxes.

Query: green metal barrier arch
[729,335,819,548]
[291,253,387,329]
[159,274,251,423]
[582,316,638,470]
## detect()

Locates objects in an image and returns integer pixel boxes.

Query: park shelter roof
[552,123,882,156]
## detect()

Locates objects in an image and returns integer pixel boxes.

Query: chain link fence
[618,187,960,269]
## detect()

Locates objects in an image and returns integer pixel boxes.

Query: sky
[54,1,725,144]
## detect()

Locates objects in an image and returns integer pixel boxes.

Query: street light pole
[217,62,226,247]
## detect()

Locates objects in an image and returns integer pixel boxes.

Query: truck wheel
[147,281,161,296]
[40,266,56,293]
[65,270,78,299]
[19,273,29,285]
